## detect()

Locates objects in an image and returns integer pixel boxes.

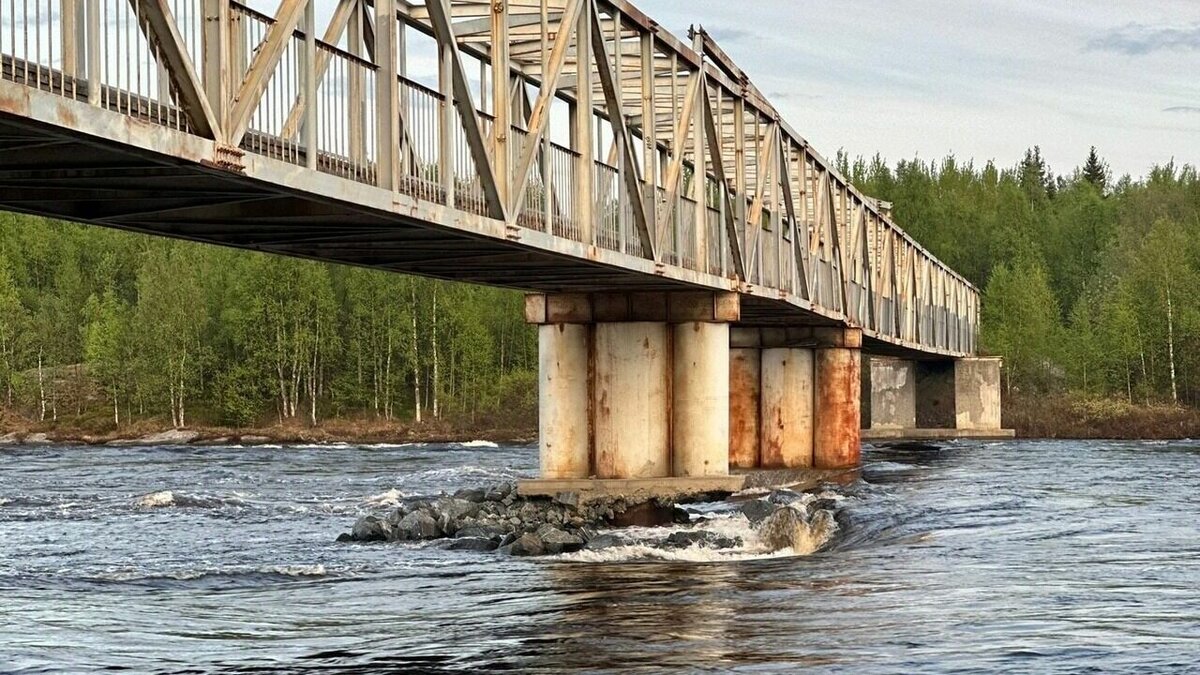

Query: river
[2,439,1198,673]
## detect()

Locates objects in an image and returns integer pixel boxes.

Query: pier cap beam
[525,291,739,324]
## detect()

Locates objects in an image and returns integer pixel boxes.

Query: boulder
[739,499,778,524]
[758,506,812,551]
[535,524,585,554]
[444,537,499,552]
[665,530,742,550]
[453,487,488,503]
[454,524,508,541]
[501,532,545,557]
[394,510,441,541]
[767,489,805,506]
[350,515,387,542]
[583,533,627,550]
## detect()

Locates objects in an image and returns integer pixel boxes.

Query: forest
[0,147,1197,434]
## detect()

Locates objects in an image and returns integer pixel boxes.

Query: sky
[638,0,1200,179]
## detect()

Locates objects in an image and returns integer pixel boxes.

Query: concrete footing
[814,347,861,469]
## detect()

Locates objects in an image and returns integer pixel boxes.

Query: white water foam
[561,505,839,563]
[133,490,247,509]
[364,488,406,508]
[459,440,499,448]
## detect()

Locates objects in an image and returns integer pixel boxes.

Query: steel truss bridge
[0,0,978,358]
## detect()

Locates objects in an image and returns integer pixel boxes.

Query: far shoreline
[2,396,1199,448]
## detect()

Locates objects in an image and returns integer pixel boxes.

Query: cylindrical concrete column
[538,324,590,478]
[759,348,814,468]
[814,348,862,468]
[593,322,670,479]
[729,348,761,469]
[673,322,730,477]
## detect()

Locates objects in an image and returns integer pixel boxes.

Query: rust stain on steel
[814,348,862,469]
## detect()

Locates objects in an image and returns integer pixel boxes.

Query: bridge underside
[0,106,932,360]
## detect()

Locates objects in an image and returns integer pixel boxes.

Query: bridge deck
[0,0,978,359]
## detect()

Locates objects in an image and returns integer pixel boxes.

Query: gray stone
[394,510,441,541]
[767,489,804,506]
[444,537,499,552]
[584,533,626,550]
[350,515,387,542]
[739,499,779,523]
[534,524,585,554]
[502,532,545,556]
[453,487,487,503]
[665,530,742,550]
[455,525,508,541]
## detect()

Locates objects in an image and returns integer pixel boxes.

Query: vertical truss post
[85,0,100,104]
[492,1,511,208]
[733,94,746,275]
[640,31,657,255]
[439,30,455,208]
[201,0,230,130]
[574,1,595,244]
[61,0,85,77]
[302,0,317,169]
[540,0,551,232]
[691,35,707,272]
[375,0,399,191]
[347,0,364,165]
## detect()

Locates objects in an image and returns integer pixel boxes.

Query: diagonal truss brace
[128,0,222,140]
[506,0,583,219]
[590,0,653,259]
[426,0,507,221]
[700,85,746,281]
[227,0,309,148]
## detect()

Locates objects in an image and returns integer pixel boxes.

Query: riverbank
[1004,395,1200,439]
[0,414,537,447]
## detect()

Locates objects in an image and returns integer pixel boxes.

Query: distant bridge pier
[863,356,1014,441]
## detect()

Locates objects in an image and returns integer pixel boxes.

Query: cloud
[703,27,756,44]
[1087,22,1200,55]
[1163,106,1200,114]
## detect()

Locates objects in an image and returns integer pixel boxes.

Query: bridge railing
[0,0,979,356]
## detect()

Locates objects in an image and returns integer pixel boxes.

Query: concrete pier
[593,322,670,479]
[537,324,590,479]
[864,357,917,430]
[525,292,740,483]
[862,355,1012,441]
[813,329,862,469]
[673,322,731,477]
[760,348,815,468]
[728,347,762,469]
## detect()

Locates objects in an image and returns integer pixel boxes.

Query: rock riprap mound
[340,482,842,558]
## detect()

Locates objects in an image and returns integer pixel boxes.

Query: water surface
[2,439,1198,673]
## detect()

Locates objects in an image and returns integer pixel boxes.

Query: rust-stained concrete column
[729,346,762,469]
[673,321,730,477]
[537,323,590,479]
[813,329,862,469]
[593,322,671,479]
[759,347,815,468]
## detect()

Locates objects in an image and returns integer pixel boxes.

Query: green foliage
[845,147,1200,404]
[0,218,537,428]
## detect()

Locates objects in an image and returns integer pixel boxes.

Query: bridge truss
[0,0,978,357]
